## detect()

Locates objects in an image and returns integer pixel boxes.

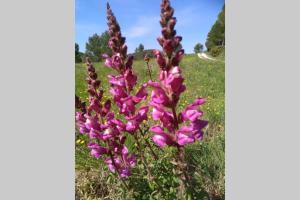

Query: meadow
[75,54,225,200]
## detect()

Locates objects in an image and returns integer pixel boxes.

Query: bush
[210,46,224,57]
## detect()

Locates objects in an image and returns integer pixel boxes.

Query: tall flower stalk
[104,2,157,180]
[75,58,137,182]
[148,0,208,197]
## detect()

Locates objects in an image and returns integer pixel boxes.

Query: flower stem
[145,61,153,81]
[170,104,190,198]
[176,145,188,199]
[133,134,152,178]
[138,127,158,159]
[108,148,129,190]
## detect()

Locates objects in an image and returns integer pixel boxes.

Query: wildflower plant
[75,58,137,180]
[75,0,208,198]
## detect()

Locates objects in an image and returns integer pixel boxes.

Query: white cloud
[124,16,160,39]
[176,6,199,28]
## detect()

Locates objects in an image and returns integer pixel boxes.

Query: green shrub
[210,46,224,57]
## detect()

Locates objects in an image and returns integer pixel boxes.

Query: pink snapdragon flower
[75,56,137,178]
[105,2,149,131]
[148,0,208,148]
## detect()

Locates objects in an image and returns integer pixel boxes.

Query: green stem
[139,127,158,159]
[108,147,129,190]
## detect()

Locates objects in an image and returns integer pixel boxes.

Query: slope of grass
[75,54,225,199]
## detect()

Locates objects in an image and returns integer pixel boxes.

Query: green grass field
[75,54,225,200]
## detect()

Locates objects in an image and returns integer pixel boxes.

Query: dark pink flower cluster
[104,3,149,134]
[148,0,208,148]
[75,58,136,178]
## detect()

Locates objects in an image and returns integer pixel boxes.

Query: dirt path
[197,53,216,61]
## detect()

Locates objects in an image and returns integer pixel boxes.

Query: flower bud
[157,36,164,47]
[87,88,96,96]
[168,17,176,30]
[153,50,166,69]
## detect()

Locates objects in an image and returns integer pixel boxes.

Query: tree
[137,43,144,53]
[205,5,225,51]
[85,31,112,62]
[75,43,82,63]
[194,43,203,54]
[134,43,145,60]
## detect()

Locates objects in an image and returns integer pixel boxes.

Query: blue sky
[76,0,224,54]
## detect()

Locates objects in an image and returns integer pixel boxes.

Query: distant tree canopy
[85,31,112,62]
[135,44,144,53]
[194,43,204,54]
[133,44,145,60]
[75,43,83,63]
[205,5,225,52]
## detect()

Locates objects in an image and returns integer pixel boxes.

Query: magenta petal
[85,116,101,131]
[192,119,208,130]
[104,58,113,68]
[79,126,89,134]
[120,168,131,178]
[177,133,195,145]
[121,146,129,156]
[75,112,85,122]
[110,119,126,131]
[150,125,165,134]
[88,142,107,158]
[126,121,138,132]
[153,135,168,148]
[124,70,137,90]
[152,108,161,120]
[189,98,206,107]
[181,109,203,122]
[108,75,125,86]
[89,128,101,138]
[177,126,194,133]
[120,97,135,116]
[133,84,148,103]
[105,158,116,173]
[128,155,137,167]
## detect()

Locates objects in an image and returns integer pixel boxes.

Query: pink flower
[148,81,171,107]
[110,86,127,101]
[111,54,122,69]
[104,146,136,178]
[150,125,174,148]
[175,119,208,146]
[153,50,166,69]
[132,84,148,103]
[89,97,102,113]
[124,69,137,91]
[165,66,185,94]
[109,119,126,132]
[88,142,108,158]
[75,112,89,134]
[125,55,134,70]
[172,49,184,66]
[104,57,113,68]
[99,125,121,140]
[120,96,135,116]
[108,75,125,87]
[84,115,101,132]
[150,103,175,132]
[179,98,206,122]
[121,146,137,168]
[125,106,149,133]
[101,100,111,117]
[177,133,195,145]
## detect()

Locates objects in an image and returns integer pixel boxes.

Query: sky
[76,0,224,54]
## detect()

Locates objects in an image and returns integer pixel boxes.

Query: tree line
[75,5,225,62]
[75,32,154,63]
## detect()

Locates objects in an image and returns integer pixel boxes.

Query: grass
[75,54,225,199]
